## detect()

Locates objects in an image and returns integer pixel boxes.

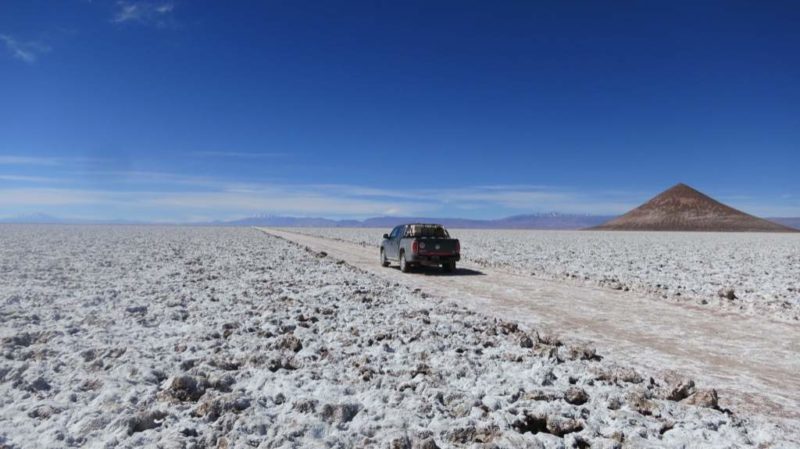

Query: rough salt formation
[290,228,800,322]
[0,225,788,447]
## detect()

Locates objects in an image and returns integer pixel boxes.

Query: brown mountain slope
[591,183,798,232]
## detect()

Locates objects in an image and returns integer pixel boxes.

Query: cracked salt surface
[0,225,791,448]
[290,228,800,322]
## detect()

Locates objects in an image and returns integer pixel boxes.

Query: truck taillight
[412,240,419,254]
[455,241,460,253]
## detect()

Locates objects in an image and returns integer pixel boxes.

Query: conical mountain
[591,183,797,232]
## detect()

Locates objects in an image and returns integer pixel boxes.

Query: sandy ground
[285,228,800,322]
[262,228,800,440]
[1,225,793,448]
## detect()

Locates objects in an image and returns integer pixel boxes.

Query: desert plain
[290,227,800,322]
[1,225,798,448]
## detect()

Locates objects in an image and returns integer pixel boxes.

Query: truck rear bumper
[409,254,460,265]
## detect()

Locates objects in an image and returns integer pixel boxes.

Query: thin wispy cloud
[194,151,287,159]
[0,188,106,207]
[112,1,176,27]
[0,165,795,220]
[0,155,102,167]
[0,156,62,166]
[145,190,430,217]
[0,187,432,220]
[306,184,637,214]
[75,169,220,187]
[0,157,655,219]
[0,175,60,183]
[0,34,50,63]
[0,170,646,221]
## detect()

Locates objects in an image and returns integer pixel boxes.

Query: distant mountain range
[771,217,800,229]
[1,212,614,229]
[2,210,798,231]
[0,213,64,224]
[214,213,617,229]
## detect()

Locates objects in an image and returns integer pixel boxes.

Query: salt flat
[290,228,800,322]
[265,228,800,427]
[0,225,789,448]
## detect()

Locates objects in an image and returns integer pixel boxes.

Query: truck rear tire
[442,261,456,273]
[400,251,411,273]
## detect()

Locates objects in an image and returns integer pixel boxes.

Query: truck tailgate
[418,238,459,254]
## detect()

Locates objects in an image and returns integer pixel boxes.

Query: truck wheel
[399,251,411,273]
[380,248,390,267]
[442,261,456,273]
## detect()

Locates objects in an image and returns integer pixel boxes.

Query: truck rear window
[405,225,450,238]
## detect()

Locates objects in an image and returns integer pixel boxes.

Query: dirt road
[258,228,800,434]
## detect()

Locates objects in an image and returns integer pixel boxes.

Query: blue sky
[1,1,798,221]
